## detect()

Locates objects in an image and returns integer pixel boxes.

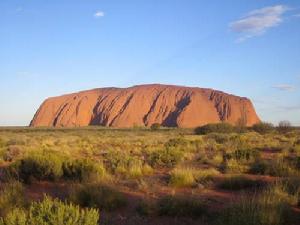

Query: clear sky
[0,0,299,126]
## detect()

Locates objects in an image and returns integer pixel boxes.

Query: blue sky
[0,0,299,126]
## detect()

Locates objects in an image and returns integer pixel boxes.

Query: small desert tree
[277,120,292,133]
[252,122,274,134]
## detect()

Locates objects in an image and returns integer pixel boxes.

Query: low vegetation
[0,125,299,224]
[0,196,99,225]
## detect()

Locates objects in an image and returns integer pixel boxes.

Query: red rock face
[30,84,260,128]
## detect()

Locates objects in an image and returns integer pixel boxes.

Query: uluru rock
[30,84,260,128]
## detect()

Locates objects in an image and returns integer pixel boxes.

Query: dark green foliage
[250,158,298,177]
[0,181,26,217]
[148,148,183,167]
[218,176,265,191]
[157,196,207,218]
[70,184,127,211]
[249,160,268,175]
[16,153,63,183]
[252,122,274,134]
[150,123,161,130]
[8,152,105,183]
[62,159,105,182]
[0,196,99,225]
[195,123,235,135]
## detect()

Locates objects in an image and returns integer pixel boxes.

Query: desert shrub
[218,175,265,191]
[206,133,231,144]
[169,167,196,188]
[0,196,99,225]
[14,152,63,183]
[0,181,26,217]
[277,121,293,133]
[62,159,106,182]
[148,148,183,168]
[249,160,269,175]
[164,138,189,148]
[221,159,249,173]
[195,123,235,135]
[157,196,207,218]
[252,122,274,134]
[265,158,298,177]
[150,123,161,130]
[105,151,150,178]
[249,158,298,177]
[70,183,127,211]
[0,208,27,225]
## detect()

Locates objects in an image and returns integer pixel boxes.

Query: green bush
[70,184,127,211]
[0,196,99,225]
[8,153,107,183]
[164,138,189,148]
[195,123,235,135]
[157,196,207,218]
[252,122,274,134]
[62,159,106,182]
[15,152,63,183]
[148,148,183,168]
[169,167,196,188]
[0,181,26,217]
[250,158,298,177]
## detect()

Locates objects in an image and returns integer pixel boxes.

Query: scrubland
[0,124,299,225]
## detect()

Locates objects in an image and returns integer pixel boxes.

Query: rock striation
[30,84,260,128]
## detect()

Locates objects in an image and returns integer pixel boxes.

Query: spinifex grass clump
[169,167,196,188]
[216,183,297,225]
[169,167,219,188]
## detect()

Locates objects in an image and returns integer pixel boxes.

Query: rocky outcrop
[30,84,260,128]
